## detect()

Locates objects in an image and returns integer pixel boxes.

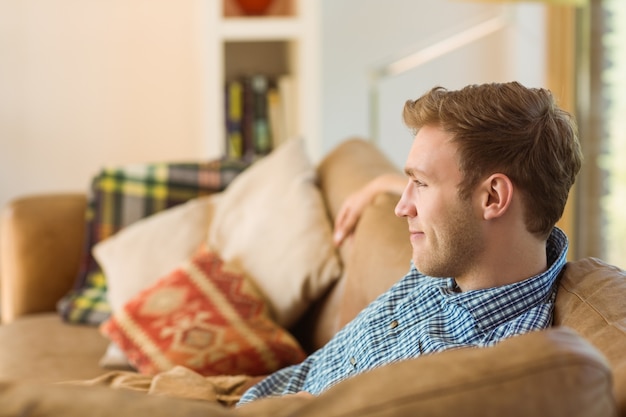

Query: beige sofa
[0,139,624,417]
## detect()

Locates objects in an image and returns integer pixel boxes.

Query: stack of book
[224,74,295,161]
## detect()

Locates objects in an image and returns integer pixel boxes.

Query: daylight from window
[601,0,626,268]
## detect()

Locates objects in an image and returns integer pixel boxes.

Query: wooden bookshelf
[202,0,320,160]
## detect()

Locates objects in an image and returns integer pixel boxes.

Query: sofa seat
[0,314,108,384]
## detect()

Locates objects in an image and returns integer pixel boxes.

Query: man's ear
[479,173,514,220]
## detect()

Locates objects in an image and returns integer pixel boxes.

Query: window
[576,0,626,268]
[600,0,626,267]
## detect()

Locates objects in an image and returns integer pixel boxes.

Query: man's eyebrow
[404,167,426,178]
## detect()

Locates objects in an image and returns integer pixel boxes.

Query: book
[277,75,297,142]
[224,73,294,159]
[240,76,256,159]
[225,79,244,160]
[251,74,272,155]
[267,85,286,149]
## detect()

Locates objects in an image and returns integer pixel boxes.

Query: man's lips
[409,230,424,242]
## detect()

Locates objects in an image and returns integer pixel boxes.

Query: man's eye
[413,180,426,187]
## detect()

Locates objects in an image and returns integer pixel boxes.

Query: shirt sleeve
[237,355,315,405]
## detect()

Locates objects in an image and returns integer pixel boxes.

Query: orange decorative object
[234,0,275,15]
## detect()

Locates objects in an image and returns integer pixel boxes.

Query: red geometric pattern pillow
[99,244,306,376]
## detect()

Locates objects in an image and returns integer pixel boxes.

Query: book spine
[240,76,256,159]
[225,74,285,159]
[225,79,243,159]
[266,84,284,149]
[278,75,297,141]
[251,74,272,155]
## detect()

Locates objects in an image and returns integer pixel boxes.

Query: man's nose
[394,186,415,218]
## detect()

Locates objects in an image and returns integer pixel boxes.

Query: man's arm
[333,173,405,246]
[237,359,315,405]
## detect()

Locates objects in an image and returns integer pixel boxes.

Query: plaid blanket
[57,158,250,325]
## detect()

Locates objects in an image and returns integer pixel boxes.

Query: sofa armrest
[299,138,406,350]
[1,193,86,323]
[239,327,616,417]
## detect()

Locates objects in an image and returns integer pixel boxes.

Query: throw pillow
[207,138,342,327]
[93,195,220,370]
[57,159,250,325]
[93,195,219,313]
[100,244,307,376]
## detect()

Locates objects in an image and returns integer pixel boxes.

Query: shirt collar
[438,227,568,332]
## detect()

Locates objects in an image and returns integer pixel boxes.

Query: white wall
[320,0,546,168]
[0,0,207,211]
[0,0,546,212]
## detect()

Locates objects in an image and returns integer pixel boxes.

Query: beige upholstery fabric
[0,327,613,417]
[315,137,402,220]
[238,327,615,417]
[94,195,217,313]
[208,139,341,327]
[70,365,259,407]
[0,381,232,417]
[338,193,412,328]
[0,194,87,323]
[554,257,626,416]
[302,138,407,349]
[0,314,108,383]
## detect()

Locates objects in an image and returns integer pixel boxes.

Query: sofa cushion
[57,159,249,325]
[93,196,221,369]
[338,193,412,328]
[0,381,233,417]
[93,196,218,314]
[100,244,306,376]
[237,327,615,417]
[207,138,342,328]
[0,313,109,384]
[554,257,626,416]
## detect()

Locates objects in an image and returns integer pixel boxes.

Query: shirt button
[350,357,356,366]
[390,320,399,329]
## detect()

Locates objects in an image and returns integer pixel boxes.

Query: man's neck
[454,233,548,292]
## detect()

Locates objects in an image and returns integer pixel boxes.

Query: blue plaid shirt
[238,227,568,404]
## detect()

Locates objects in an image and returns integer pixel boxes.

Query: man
[238,81,582,404]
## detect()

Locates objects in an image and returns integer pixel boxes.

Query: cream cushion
[92,196,218,368]
[207,139,342,327]
[93,195,217,313]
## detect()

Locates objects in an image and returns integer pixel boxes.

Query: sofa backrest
[554,257,626,416]
[292,138,409,351]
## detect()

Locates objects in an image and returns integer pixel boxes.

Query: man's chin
[412,256,428,275]
[412,257,449,278]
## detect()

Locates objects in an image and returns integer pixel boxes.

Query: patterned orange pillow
[100,245,306,376]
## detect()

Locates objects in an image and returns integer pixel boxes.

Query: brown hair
[403,82,582,238]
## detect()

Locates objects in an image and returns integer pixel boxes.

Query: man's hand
[333,173,405,246]
[333,189,374,246]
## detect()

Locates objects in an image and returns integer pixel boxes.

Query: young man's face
[395,125,484,280]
